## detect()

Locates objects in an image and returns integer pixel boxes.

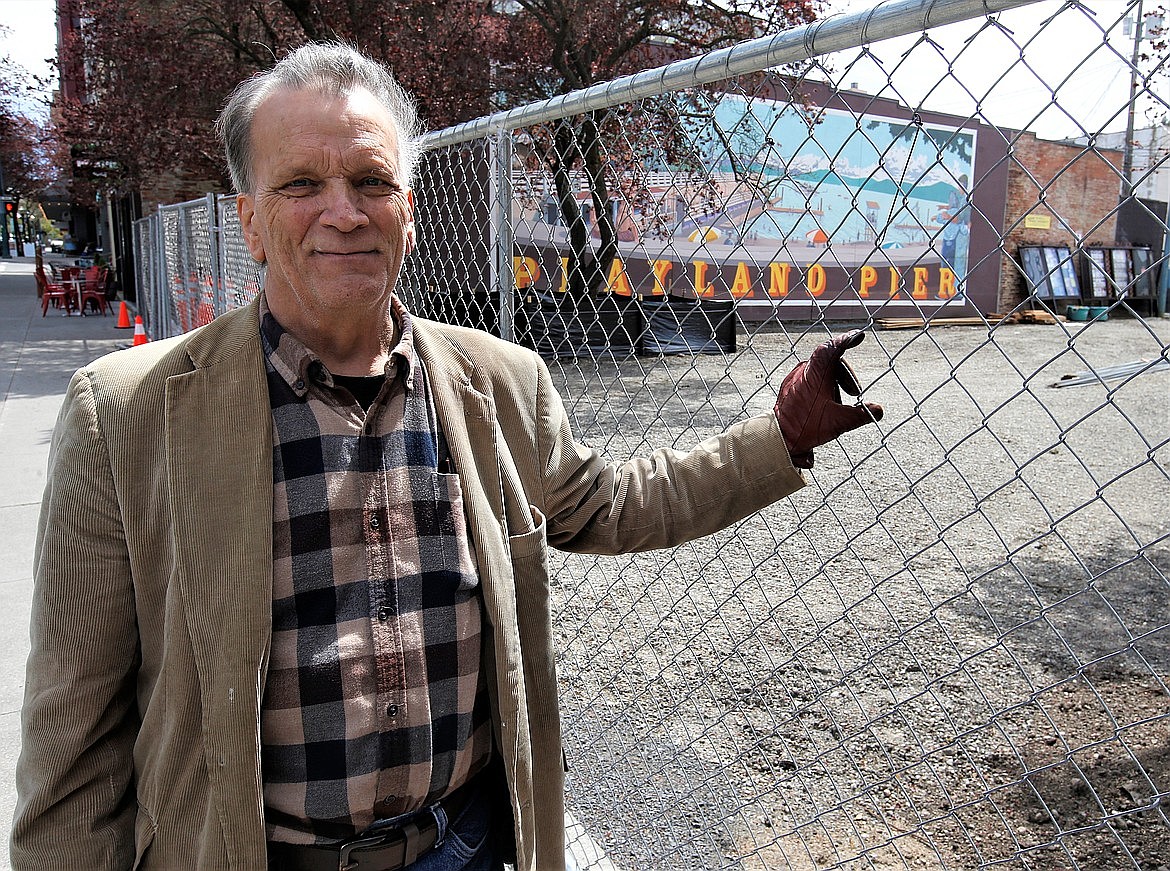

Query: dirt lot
[546,314,1170,870]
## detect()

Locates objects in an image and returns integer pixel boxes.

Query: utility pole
[1122,0,1144,201]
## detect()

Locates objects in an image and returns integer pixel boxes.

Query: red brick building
[998,132,1124,310]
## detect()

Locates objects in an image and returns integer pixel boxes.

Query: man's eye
[359,177,393,189]
[284,179,314,192]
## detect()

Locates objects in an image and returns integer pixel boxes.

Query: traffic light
[2,201,13,215]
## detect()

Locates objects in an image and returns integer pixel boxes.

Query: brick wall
[140,174,228,214]
[1000,133,1123,309]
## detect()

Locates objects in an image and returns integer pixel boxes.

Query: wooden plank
[877,311,1057,330]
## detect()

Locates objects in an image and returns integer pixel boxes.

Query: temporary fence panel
[131,213,159,329]
[133,194,261,339]
[132,0,1169,867]
[216,195,263,312]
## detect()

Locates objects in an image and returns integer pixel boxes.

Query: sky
[820,0,1161,141]
[0,0,1160,140]
[0,0,57,121]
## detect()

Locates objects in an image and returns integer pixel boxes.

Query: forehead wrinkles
[272,135,399,179]
[252,88,402,180]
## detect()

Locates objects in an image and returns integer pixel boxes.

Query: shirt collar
[258,293,417,399]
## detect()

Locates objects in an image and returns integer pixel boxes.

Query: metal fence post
[155,205,168,339]
[490,127,515,342]
[207,192,225,318]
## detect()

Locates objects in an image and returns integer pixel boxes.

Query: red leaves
[57,0,819,205]
[60,0,497,198]
[0,38,58,199]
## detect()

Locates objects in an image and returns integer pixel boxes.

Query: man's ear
[237,193,266,263]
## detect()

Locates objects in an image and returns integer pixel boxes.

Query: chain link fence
[133,0,1169,867]
[133,194,261,339]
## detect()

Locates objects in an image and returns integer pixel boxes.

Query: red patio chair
[80,266,110,315]
[37,267,76,316]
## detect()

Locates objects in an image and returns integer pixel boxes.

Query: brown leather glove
[774,330,884,469]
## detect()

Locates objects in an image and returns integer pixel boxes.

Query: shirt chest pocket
[383,467,480,597]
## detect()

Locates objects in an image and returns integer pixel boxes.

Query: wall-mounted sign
[1024,213,1052,229]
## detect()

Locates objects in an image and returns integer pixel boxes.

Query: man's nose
[318,182,369,232]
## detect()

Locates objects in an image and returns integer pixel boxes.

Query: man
[12,44,882,871]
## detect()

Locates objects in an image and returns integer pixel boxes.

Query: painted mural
[688,95,975,277]
[511,94,979,307]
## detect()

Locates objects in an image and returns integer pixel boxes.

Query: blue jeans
[367,778,502,871]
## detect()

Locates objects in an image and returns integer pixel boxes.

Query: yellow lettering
[731,262,754,298]
[605,257,634,296]
[768,262,792,297]
[888,266,901,299]
[651,259,672,296]
[694,261,716,297]
[913,267,929,299]
[859,265,878,298]
[939,267,956,299]
[513,256,540,289]
[807,263,826,297]
[558,257,569,293]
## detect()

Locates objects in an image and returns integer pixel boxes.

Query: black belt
[268,781,479,871]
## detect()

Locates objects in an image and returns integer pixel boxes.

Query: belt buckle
[337,832,392,871]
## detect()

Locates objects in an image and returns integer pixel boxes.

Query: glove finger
[820,401,883,439]
[828,329,866,356]
[835,357,861,397]
[809,329,865,378]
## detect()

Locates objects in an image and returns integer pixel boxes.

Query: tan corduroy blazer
[12,298,805,870]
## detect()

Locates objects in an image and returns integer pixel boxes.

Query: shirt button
[370,516,380,529]
[383,794,397,805]
[377,607,390,622]
[386,704,398,718]
[294,379,305,390]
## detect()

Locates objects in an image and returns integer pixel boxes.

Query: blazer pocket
[510,506,551,636]
[509,507,566,779]
[508,505,548,581]
[131,804,157,871]
[509,505,552,666]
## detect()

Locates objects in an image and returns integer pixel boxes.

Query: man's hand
[774,330,884,469]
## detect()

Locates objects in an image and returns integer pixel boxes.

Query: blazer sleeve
[530,355,806,554]
[11,368,139,870]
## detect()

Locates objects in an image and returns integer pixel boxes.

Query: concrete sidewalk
[0,258,127,869]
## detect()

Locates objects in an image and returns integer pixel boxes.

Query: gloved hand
[774,329,884,469]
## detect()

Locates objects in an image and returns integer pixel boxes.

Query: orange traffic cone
[132,316,149,346]
[116,300,132,328]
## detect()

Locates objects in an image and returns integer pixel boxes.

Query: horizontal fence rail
[134,0,1169,867]
[420,0,1038,149]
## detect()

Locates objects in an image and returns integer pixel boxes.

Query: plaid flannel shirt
[258,295,492,844]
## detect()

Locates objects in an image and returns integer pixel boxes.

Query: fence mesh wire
[133,1,1168,867]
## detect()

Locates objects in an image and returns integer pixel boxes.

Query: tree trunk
[549,120,606,301]
[581,110,618,292]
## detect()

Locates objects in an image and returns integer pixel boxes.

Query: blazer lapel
[165,345,274,675]
[413,322,510,575]
[413,321,532,791]
[164,304,274,866]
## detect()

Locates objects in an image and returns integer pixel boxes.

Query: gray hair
[215,43,423,194]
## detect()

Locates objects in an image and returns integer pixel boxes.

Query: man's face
[237,86,415,327]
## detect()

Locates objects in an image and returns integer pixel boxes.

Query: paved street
[0,258,127,869]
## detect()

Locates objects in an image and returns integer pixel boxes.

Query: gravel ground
[544,313,1170,870]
